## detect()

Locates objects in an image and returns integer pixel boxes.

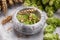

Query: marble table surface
[0,5,60,40]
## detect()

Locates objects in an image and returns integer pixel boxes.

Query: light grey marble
[0,6,60,40]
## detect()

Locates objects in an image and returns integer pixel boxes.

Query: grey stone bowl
[12,7,47,35]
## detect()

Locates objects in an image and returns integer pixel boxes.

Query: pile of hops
[24,0,60,17]
[0,0,24,14]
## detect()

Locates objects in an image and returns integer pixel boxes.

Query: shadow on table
[13,28,44,39]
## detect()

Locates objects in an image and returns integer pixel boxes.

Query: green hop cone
[44,25,56,34]
[54,0,60,9]
[44,33,59,40]
[38,5,44,10]
[46,17,60,26]
[49,0,55,6]
[42,0,49,4]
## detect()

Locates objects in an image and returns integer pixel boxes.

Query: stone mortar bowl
[12,7,47,35]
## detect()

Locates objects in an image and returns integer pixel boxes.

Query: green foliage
[42,0,49,4]
[45,6,54,12]
[45,6,54,17]
[44,25,56,34]
[54,0,60,9]
[49,0,55,6]
[36,0,42,6]
[47,11,54,17]
[24,0,31,6]
[38,5,44,10]
[31,3,37,7]
[44,33,59,40]
[46,17,60,26]
[24,0,60,17]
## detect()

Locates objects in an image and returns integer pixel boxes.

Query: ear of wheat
[0,0,24,14]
